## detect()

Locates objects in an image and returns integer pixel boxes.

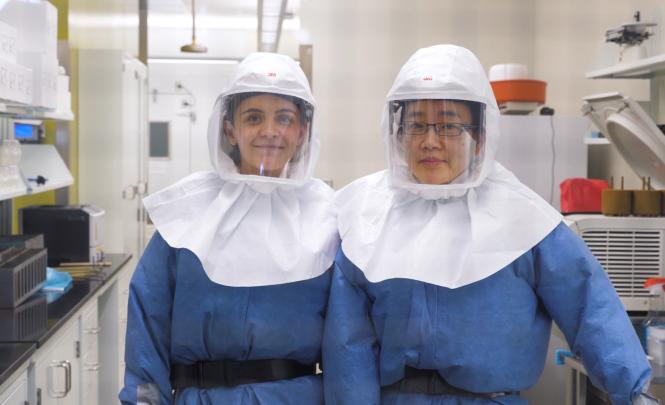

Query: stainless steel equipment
[0,247,47,308]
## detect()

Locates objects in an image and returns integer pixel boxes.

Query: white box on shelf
[15,62,32,104]
[57,72,69,93]
[56,91,70,115]
[54,66,71,115]
[0,21,17,63]
[0,58,32,104]
[17,52,57,108]
[0,0,57,58]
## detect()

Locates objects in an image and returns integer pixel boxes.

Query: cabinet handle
[47,360,71,398]
[122,185,137,200]
[64,360,71,396]
[136,181,148,195]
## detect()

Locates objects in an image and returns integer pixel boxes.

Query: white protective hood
[337,45,562,288]
[144,52,339,287]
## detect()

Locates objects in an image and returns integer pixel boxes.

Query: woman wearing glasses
[323,45,656,404]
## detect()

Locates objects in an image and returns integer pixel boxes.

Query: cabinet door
[117,266,132,390]
[121,60,142,260]
[33,321,80,405]
[80,303,99,405]
[137,70,149,251]
[0,371,28,405]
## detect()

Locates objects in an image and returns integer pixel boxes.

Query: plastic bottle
[643,278,665,364]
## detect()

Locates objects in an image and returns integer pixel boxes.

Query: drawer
[80,303,99,358]
[0,370,28,405]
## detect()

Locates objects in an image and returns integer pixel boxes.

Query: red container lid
[490,79,547,105]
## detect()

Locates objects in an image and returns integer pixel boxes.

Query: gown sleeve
[533,223,653,405]
[323,249,380,405]
[119,232,177,405]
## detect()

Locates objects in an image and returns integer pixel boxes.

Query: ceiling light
[181,0,207,53]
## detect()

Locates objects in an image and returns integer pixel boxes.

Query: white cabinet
[97,264,134,405]
[31,320,80,405]
[78,49,149,261]
[79,304,99,405]
[27,301,100,405]
[117,266,132,386]
[0,370,27,405]
[0,259,130,405]
[496,116,588,210]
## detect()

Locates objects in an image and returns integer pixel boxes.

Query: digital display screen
[14,123,38,141]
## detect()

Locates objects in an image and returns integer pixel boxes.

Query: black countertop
[0,253,131,387]
[38,253,131,346]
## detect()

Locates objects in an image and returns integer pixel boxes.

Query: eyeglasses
[402,122,476,137]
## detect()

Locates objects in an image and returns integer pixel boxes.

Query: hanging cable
[549,115,556,205]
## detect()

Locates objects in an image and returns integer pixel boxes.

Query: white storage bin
[0,58,32,104]
[17,52,57,108]
[0,0,57,58]
[0,21,17,63]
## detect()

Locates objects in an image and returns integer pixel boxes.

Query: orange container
[490,79,547,105]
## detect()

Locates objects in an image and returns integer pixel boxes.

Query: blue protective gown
[119,232,331,405]
[323,222,650,405]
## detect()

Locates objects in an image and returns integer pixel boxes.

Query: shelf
[584,137,611,145]
[585,53,665,79]
[0,103,74,121]
[0,186,27,201]
[24,177,72,194]
[0,176,72,202]
[0,144,73,202]
[0,179,71,202]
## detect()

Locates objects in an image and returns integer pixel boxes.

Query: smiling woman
[120,52,338,405]
[223,92,310,177]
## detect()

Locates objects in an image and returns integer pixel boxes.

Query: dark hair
[390,99,485,143]
[225,92,313,126]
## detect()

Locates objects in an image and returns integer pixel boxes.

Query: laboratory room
[0,0,665,404]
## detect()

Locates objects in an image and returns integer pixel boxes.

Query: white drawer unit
[117,264,134,396]
[79,303,99,405]
[0,255,131,405]
[0,370,27,405]
[31,320,80,405]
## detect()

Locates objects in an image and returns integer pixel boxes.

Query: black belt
[384,366,517,399]
[170,359,317,390]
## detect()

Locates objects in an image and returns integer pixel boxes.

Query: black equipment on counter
[0,247,48,308]
[0,294,47,342]
[20,205,104,266]
[0,234,44,250]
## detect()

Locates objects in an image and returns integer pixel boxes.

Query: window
[149,121,170,159]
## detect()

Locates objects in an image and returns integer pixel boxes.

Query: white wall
[69,0,139,55]
[533,0,661,117]
[300,0,664,189]
[147,61,236,193]
[146,1,665,191]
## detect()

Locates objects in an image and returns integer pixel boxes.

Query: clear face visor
[219,92,314,180]
[389,99,486,186]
